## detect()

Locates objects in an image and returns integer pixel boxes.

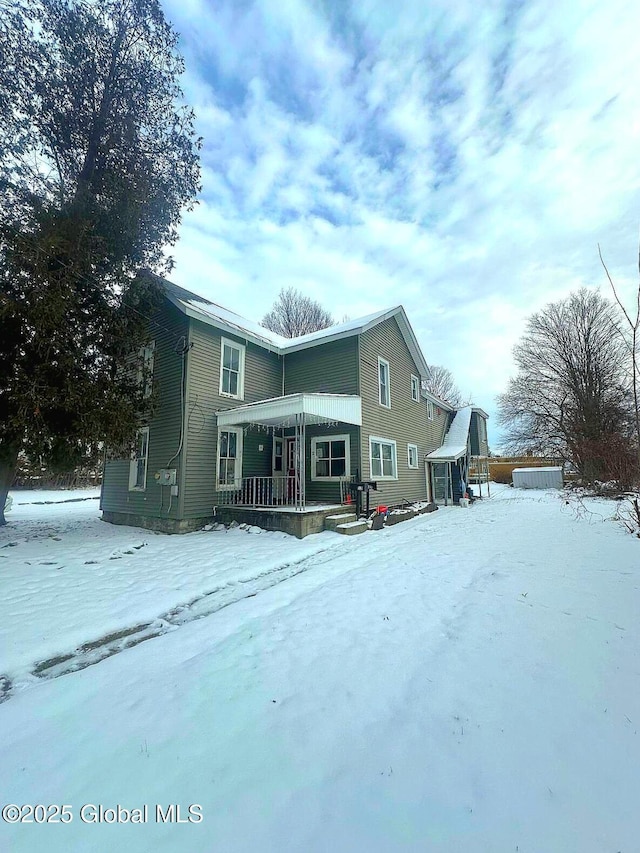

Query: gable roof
[155,274,433,380]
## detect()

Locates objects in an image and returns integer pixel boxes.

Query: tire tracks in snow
[1,539,364,701]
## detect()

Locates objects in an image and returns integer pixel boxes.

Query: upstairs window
[378,357,390,407]
[427,400,434,420]
[128,427,149,491]
[312,435,350,480]
[220,338,245,399]
[411,375,419,402]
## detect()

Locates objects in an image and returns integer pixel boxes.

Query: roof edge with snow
[153,275,433,381]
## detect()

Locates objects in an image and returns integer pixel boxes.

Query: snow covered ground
[1,485,639,852]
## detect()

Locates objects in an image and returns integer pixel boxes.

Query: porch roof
[216,393,362,428]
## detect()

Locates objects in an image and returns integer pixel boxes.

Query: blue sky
[160,0,640,449]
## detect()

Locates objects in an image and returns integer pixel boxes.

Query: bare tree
[497,289,632,482]
[424,365,466,406]
[262,287,334,338]
[599,244,640,467]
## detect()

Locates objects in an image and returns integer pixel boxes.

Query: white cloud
[161,0,640,448]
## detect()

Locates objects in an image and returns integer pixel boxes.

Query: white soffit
[216,393,363,428]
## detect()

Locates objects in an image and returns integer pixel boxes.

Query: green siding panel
[359,317,450,506]
[184,319,282,518]
[469,411,489,456]
[284,337,359,395]
[101,302,188,520]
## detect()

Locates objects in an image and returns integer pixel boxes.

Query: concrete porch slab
[214,505,344,538]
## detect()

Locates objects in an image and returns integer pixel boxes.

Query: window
[128,427,149,491]
[370,436,397,479]
[408,444,419,469]
[311,435,350,480]
[427,400,434,420]
[411,375,419,402]
[217,427,243,488]
[219,337,245,399]
[273,437,284,473]
[378,357,390,407]
[137,341,155,398]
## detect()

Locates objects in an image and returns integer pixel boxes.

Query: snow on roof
[426,406,472,461]
[181,298,290,348]
[512,467,562,473]
[472,406,490,420]
[282,307,394,347]
[157,275,433,377]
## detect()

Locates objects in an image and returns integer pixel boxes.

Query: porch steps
[324,512,357,532]
[335,520,368,536]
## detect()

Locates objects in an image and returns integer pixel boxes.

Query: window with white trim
[128,427,149,491]
[311,435,350,480]
[411,375,419,402]
[427,400,434,420]
[408,443,419,469]
[378,357,390,407]
[217,427,243,488]
[219,338,245,399]
[370,436,397,479]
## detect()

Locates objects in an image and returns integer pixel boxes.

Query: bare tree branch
[423,364,467,407]
[262,287,334,338]
[497,288,634,483]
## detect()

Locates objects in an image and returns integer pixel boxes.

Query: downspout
[171,325,191,519]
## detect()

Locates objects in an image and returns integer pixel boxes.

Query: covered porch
[215,393,362,515]
[425,406,490,504]
[426,451,491,505]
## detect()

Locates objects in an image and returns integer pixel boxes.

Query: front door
[285,437,301,505]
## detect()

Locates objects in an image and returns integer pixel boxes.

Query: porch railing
[217,476,301,509]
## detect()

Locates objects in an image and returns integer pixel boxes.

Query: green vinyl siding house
[100,278,489,537]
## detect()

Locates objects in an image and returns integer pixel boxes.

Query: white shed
[512,466,563,490]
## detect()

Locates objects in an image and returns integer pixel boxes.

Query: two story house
[100,278,489,537]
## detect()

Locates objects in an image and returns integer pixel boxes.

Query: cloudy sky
[160,0,640,449]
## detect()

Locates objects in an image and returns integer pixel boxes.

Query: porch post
[294,415,300,511]
[300,412,306,510]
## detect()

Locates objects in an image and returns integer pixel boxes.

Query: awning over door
[216,393,362,428]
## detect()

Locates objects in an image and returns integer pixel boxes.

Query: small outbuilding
[512,466,563,490]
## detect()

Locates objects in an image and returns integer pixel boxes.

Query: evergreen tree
[0,0,201,522]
